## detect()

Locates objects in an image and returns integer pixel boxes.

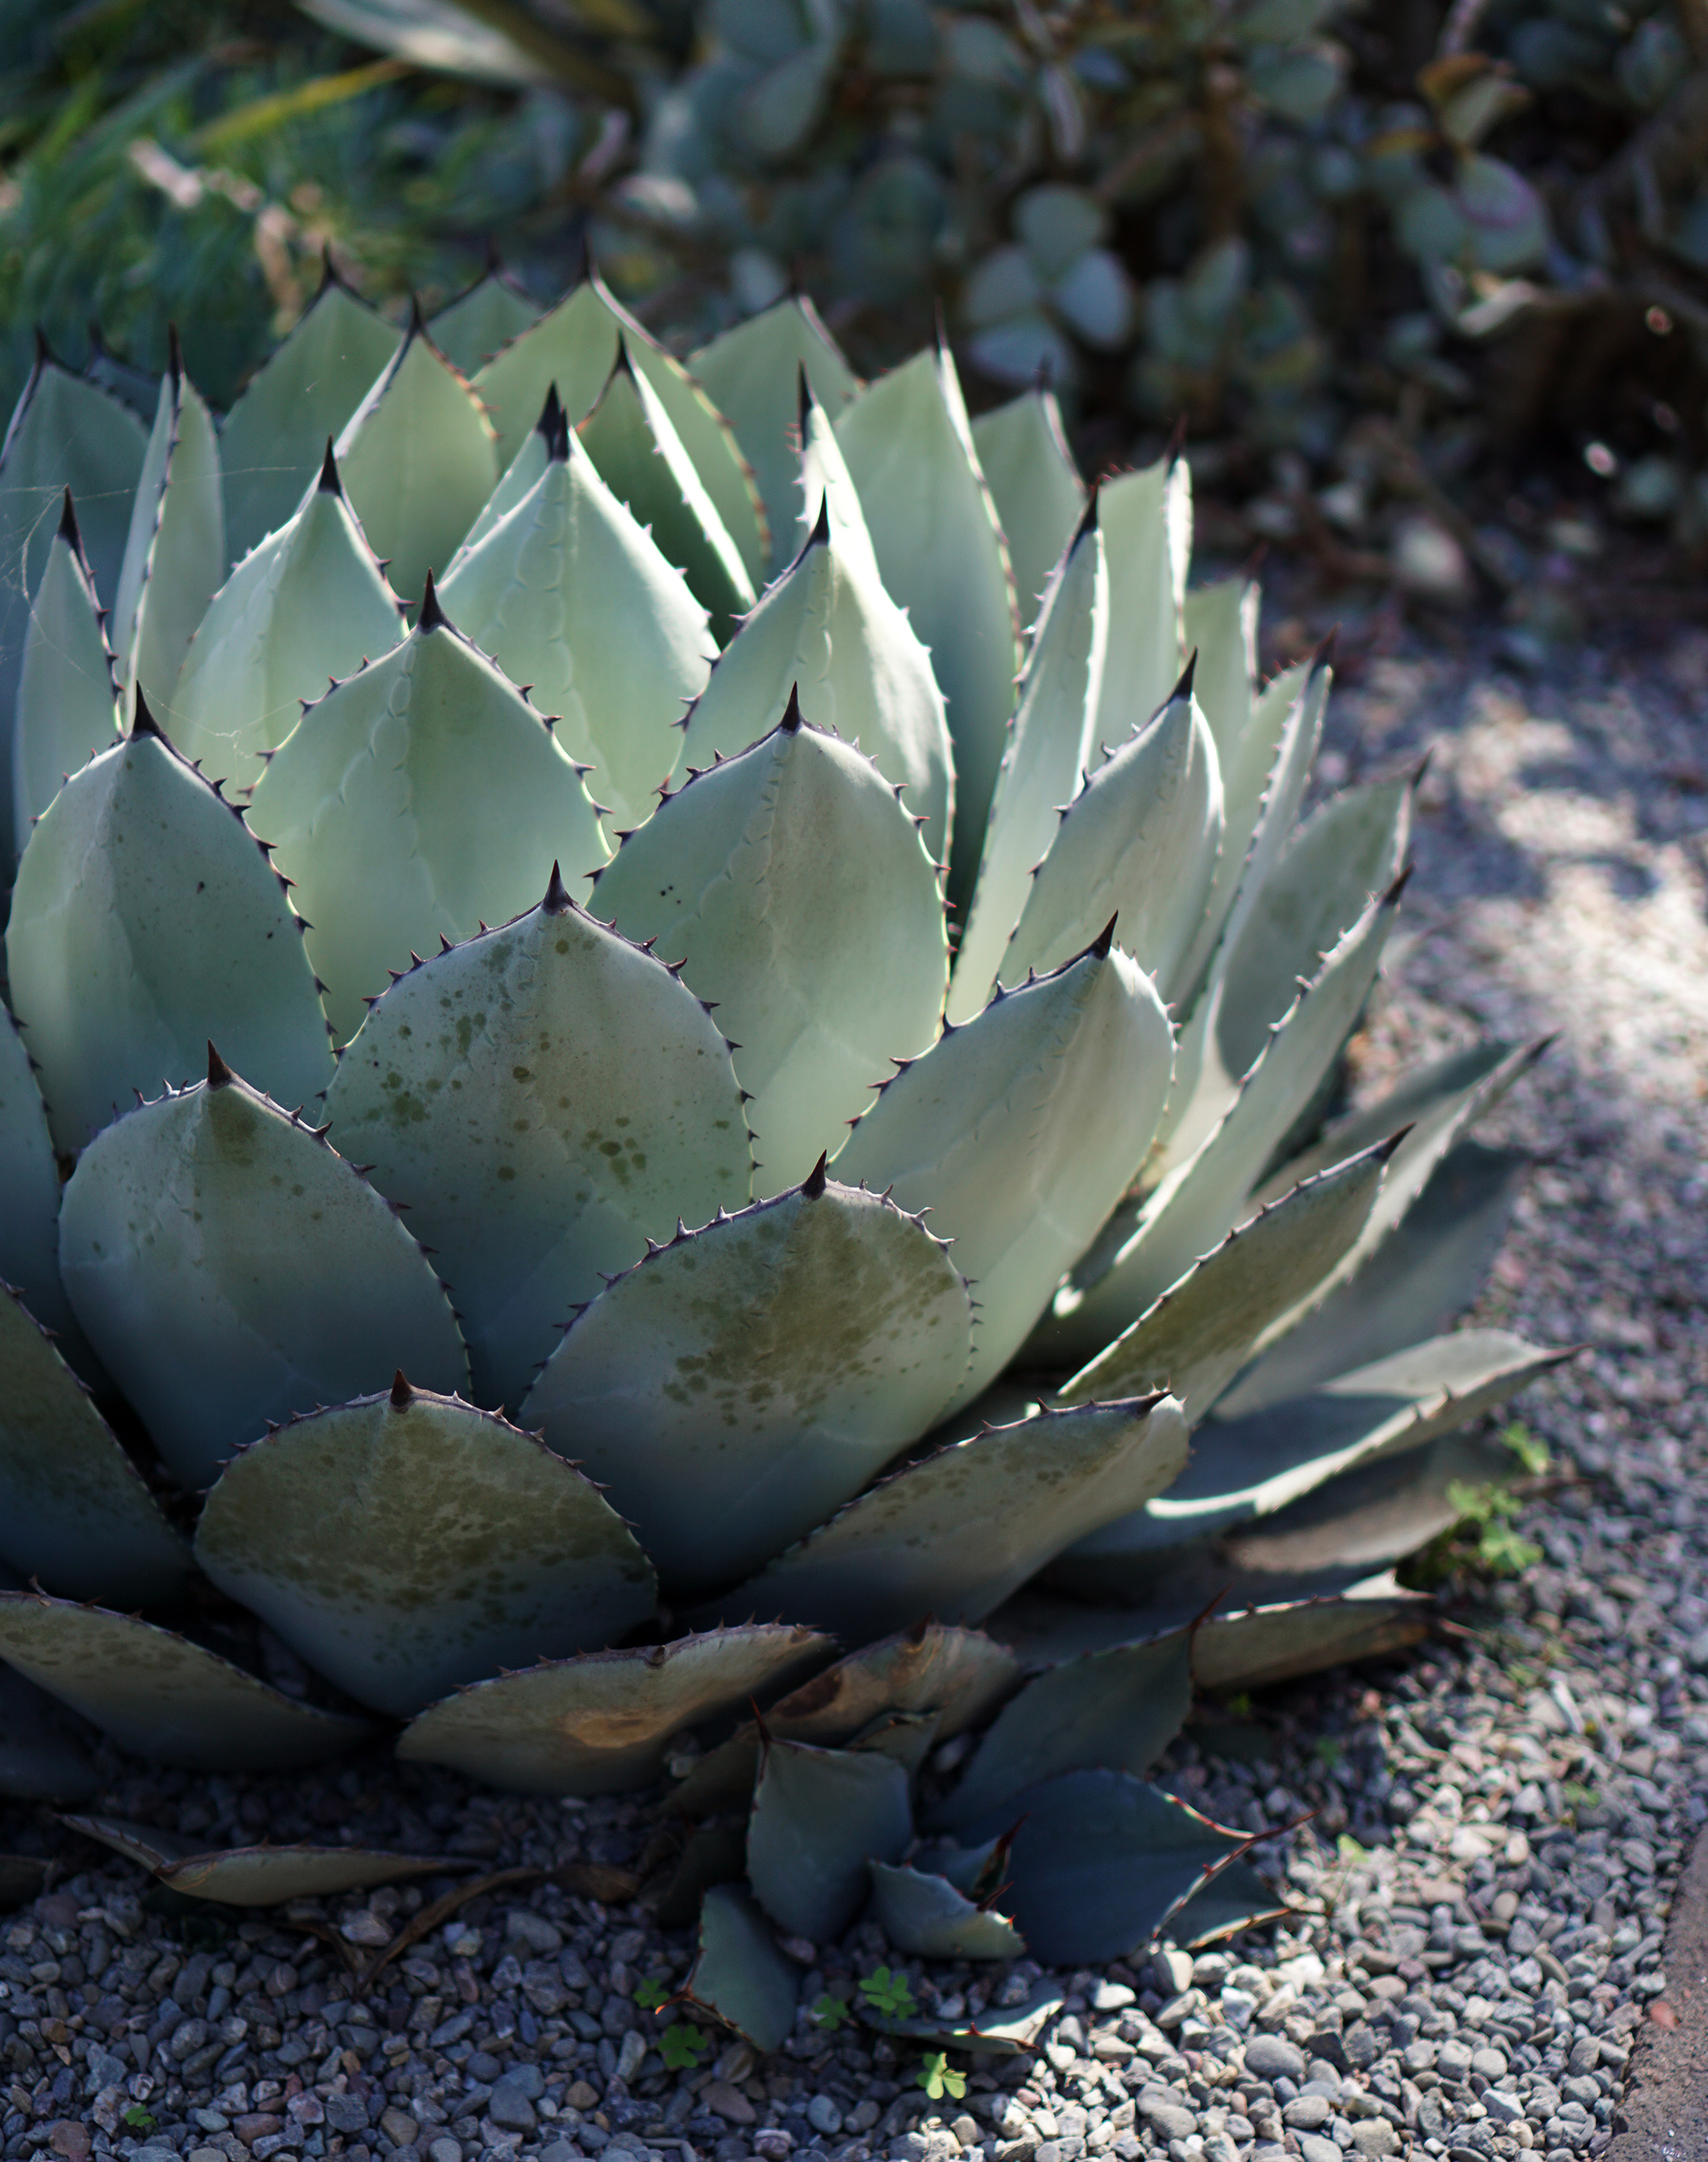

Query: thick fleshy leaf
[670,1624,1020,1814]
[1225,1137,1530,1416]
[0,1287,190,1606]
[949,507,1105,1024]
[1191,1575,1430,1693]
[682,1884,798,2054]
[167,450,405,794]
[714,1397,1190,1643]
[397,1626,834,1795]
[970,388,1086,632]
[246,606,607,1042]
[429,267,542,376]
[933,1630,1194,1834]
[677,430,955,871]
[1169,1858,1296,1947]
[196,1381,657,1717]
[1058,1142,1395,1419]
[1214,773,1413,1083]
[980,1770,1249,1964]
[0,1667,97,1803]
[747,1737,911,1941]
[0,1593,372,1770]
[451,386,558,563]
[0,1006,76,1342]
[577,356,756,636]
[59,1063,468,1489]
[835,348,1019,901]
[1000,677,1224,1004]
[859,1984,1064,2056]
[111,354,225,712]
[1040,880,1401,1365]
[594,714,948,1198]
[869,1861,1026,1960]
[837,938,1174,1411]
[520,1178,974,1597]
[0,356,147,866]
[1060,1331,1570,1595]
[11,493,119,857]
[325,880,752,1411]
[1091,455,1190,755]
[6,716,335,1153]
[690,301,861,575]
[436,432,713,832]
[334,314,497,607]
[219,272,403,562]
[60,1815,452,1906]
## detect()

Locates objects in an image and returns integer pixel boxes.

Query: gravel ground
[1,614,1705,2162]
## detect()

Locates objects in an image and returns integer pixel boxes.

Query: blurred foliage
[3,0,1706,551]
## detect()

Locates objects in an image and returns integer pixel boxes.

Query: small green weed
[916,2050,967,2100]
[811,1992,852,2030]
[1500,1421,1551,1476]
[659,2022,711,2071]
[859,1966,917,2019]
[635,1976,670,2010]
[123,2108,156,2134]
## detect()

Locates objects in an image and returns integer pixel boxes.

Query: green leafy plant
[811,1993,852,2031]
[1501,1421,1551,1476]
[0,274,1558,2040]
[1443,1481,1544,1576]
[659,2021,711,2070]
[917,2050,967,2100]
[635,1976,671,2009]
[122,2108,156,2134]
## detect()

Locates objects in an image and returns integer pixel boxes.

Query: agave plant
[0,268,1559,2021]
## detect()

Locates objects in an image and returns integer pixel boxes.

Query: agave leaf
[930,1629,1194,1835]
[219,272,403,562]
[978,1770,1249,1965]
[577,355,756,637]
[1042,880,1401,1366]
[1191,1574,1430,1693]
[520,1177,974,1598]
[0,1667,97,1803]
[395,1626,834,1798]
[748,1737,912,1941]
[11,493,120,858]
[708,1397,1189,1643]
[1058,1142,1395,1420]
[837,937,1173,1413]
[970,387,1086,633]
[869,1860,1027,1960]
[167,449,405,795]
[0,1286,191,1607]
[1179,575,1257,791]
[671,1624,1021,1815]
[948,507,1105,1024]
[59,1060,468,1488]
[429,266,543,375]
[0,1006,79,1346]
[451,385,563,565]
[334,314,497,608]
[0,355,148,863]
[473,282,620,469]
[6,715,335,1155]
[690,299,861,574]
[0,1593,373,1770]
[678,401,954,873]
[834,347,1019,902]
[1091,455,1190,753]
[326,878,751,1409]
[848,1707,942,1777]
[397,1626,834,1795]
[111,354,225,714]
[1001,676,1224,1005]
[595,714,948,1198]
[682,1883,798,2054]
[861,1983,1064,2056]
[1225,1139,1530,1417]
[1214,774,1413,1085]
[196,1380,658,1717]
[1060,1330,1570,1595]
[1168,1857,1296,1947]
[1169,657,1308,1017]
[60,1813,453,1906]
[436,430,713,833]
[246,602,607,1043]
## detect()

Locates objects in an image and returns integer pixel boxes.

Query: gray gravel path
[1,618,1704,2162]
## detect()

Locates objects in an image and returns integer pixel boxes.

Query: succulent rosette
[0,269,1557,2017]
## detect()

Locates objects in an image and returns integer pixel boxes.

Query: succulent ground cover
[0,271,1563,2022]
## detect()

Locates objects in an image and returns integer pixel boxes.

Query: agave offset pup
[0,270,1558,2022]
